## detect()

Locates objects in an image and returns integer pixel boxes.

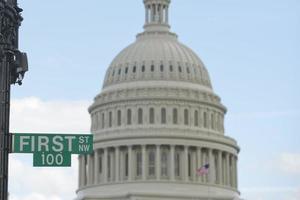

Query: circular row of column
[78,144,238,190]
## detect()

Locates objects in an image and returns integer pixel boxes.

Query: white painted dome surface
[103,31,212,89]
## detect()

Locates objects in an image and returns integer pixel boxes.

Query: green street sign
[33,152,71,167]
[13,133,93,154]
[12,133,93,167]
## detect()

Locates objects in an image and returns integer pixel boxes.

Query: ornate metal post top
[0,0,27,85]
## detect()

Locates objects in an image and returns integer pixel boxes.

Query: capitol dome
[103,30,212,89]
[76,0,240,199]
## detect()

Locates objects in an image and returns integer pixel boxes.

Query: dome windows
[203,111,208,128]
[161,108,166,124]
[136,151,142,177]
[173,108,178,124]
[138,108,143,124]
[160,64,164,72]
[194,110,199,126]
[148,148,156,177]
[109,62,210,86]
[151,65,155,72]
[109,111,112,127]
[161,149,169,177]
[178,66,182,73]
[184,109,189,125]
[93,106,223,133]
[174,150,181,177]
[117,110,122,126]
[187,67,190,74]
[149,108,155,124]
[127,109,132,125]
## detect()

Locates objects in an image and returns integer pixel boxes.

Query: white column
[78,155,83,187]
[230,155,234,187]
[196,147,202,182]
[208,149,214,184]
[119,148,123,181]
[226,153,230,186]
[87,154,94,185]
[159,4,163,23]
[192,150,196,181]
[166,7,169,23]
[128,146,132,181]
[145,5,148,24]
[183,146,189,182]
[235,156,238,188]
[142,145,147,180]
[115,146,120,182]
[156,145,161,180]
[218,150,223,185]
[94,150,99,184]
[83,155,87,186]
[170,145,175,181]
[111,151,115,181]
[202,149,207,183]
[103,148,108,183]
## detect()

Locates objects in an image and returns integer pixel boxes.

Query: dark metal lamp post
[0,0,28,199]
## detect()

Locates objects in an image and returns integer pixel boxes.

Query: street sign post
[12,133,93,167]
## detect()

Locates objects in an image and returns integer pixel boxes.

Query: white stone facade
[76,0,240,199]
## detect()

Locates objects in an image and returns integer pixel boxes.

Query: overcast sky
[8,0,300,200]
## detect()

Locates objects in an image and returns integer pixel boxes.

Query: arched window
[161,150,168,177]
[133,66,136,73]
[101,113,105,129]
[138,108,143,124]
[175,151,180,177]
[151,65,155,72]
[125,67,128,74]
[187,67,190,74]
[136,151,142,177]
[203,112,208,128]
[149,108,155,124]
[194,110,199,126]
[127,109,132,125]
[142,65,145,72]
[211,113,215,129]
[217,114,221,131]
[118,69,121,75]
[94,113,99,130]
[109,111,112,127]
[170,65,173,72]
[117,110,121,126]
[173,108,178,124]
[160,65,164,72]
[178,66,182,72]
[148,149,155,176]
[184,109,189,125]
[161,108,166,124]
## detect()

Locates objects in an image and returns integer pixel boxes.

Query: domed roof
[102,1,212,90]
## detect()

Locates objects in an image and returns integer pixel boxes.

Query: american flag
[196,164,209,176]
